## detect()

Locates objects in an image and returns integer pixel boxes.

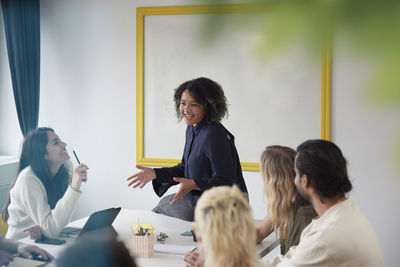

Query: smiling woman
[179,90,206,127]
[127,77,248,221]
[2,127,89,240]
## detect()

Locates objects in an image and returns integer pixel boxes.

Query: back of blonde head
[260,145,296,240]
[194,186,256,267]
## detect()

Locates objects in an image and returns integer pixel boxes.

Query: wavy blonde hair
[260,145,296,240]
[194,186,257,267]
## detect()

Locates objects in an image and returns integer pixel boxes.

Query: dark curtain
[1,0,40,136]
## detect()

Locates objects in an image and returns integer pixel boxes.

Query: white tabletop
[19,209,277,267]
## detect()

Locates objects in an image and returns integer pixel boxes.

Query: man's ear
[301,174,310,188]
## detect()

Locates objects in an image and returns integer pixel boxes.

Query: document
[8,257,46,267]
[154,244,196,255]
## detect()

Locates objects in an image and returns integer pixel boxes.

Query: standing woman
[2,127,89,240]
[127,77,247,221]
[256,146,317,255]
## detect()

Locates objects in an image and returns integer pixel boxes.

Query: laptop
[61,207,121,239]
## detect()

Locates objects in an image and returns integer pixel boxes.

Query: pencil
[72,150,81,164]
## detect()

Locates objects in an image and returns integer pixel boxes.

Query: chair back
[0,215,8,237]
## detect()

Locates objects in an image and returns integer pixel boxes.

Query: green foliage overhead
[203,0,400,105]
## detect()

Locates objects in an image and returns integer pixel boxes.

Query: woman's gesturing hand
[127,165,156,188]
[170,178,200,205]
[70,163,89,191]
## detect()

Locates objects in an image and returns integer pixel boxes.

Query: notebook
[60,207,121,238]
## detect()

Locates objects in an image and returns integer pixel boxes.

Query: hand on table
[255,216,273,244]
[184,251,203,267]
[23,225,43,240]
[170,178,200,205]
[127,165,156,188]
[17,243,54,261]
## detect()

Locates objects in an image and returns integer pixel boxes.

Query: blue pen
[72,150,81,164]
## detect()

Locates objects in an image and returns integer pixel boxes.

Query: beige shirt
[6,161,81,240]
[262,199,385,267]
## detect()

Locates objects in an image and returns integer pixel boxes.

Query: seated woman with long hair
[256,145,317,255]
[185,186,260,267]
[2,127,89,240]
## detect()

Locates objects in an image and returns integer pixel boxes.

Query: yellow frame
[136,4,331,172]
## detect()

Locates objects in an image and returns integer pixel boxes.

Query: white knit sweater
[6,161,81,240]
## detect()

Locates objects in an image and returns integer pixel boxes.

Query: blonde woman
[256,146,317,255]
[185,186,260,267]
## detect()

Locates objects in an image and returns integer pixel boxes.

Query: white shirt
[262,199,385,267]
[6,161,81,240]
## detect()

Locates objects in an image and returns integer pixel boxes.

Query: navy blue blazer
[153,119,248,205]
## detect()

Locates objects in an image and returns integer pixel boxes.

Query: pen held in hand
[72,149,81,164]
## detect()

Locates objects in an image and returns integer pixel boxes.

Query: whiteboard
[137,6,331,171]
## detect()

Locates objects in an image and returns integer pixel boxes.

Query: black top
[153,119,248,205]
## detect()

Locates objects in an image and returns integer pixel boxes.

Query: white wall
[331,46,400,267]
[142,13,321,163]
[0,0,399,266]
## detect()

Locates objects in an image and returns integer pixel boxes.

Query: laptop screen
[79,207,121,236]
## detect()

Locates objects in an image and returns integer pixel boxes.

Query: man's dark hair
[56,232,137,267]
[173,77,228,123]
[296,139,352,200]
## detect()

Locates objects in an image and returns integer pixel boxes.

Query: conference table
[16,209,278,267]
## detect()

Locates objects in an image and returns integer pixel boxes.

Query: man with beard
[263,139,384,267]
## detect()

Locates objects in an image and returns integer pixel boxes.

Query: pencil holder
[132,233,154,258]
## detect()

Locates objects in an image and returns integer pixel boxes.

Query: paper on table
[8,257,46,267]
[154,244,196,255]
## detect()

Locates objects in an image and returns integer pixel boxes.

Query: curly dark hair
[296,139,352,201]
[173,77,228,123]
